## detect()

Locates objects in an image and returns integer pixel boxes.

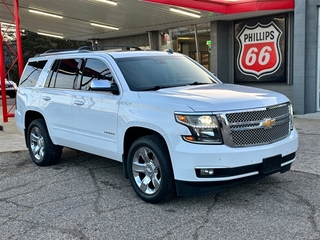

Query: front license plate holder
[262,155,282,174]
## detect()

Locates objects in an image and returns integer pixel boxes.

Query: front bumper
[175,153,295,197]
[168,128,298,196]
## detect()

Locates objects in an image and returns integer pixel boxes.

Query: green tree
[21,31,89,63]
[4,30,89,82]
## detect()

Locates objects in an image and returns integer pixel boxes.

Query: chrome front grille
[222,103,291,147]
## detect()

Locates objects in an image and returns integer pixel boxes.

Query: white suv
[15,47,298,203]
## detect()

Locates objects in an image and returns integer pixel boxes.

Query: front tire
[127,135,175,203]
[27,119,62,166]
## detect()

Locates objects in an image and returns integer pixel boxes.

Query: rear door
[39,58,83,147]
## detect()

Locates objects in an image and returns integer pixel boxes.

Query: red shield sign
[236,22,282,79]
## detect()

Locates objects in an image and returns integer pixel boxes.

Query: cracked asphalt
[0,116,320,239]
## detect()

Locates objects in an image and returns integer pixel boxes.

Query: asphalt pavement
[0,110,320,239]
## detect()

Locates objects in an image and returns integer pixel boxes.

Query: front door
[72,58,120,160]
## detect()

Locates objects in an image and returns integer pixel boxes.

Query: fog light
[200,169,214,176]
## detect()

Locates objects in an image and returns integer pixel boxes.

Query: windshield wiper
[141,82,210,91]
[188,82,210,86]
[142,85,168,91]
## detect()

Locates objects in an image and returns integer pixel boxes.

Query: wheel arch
[122,127,171,179]
[24,110,45,146]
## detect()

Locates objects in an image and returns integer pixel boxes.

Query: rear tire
[127,135,175,203]
[9,92,16,98]
[27,119,62,166]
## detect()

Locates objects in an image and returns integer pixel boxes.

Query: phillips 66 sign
[234,16,286,82]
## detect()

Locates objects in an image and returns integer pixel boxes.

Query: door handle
[74,100,84,106]
[42,96,51,101]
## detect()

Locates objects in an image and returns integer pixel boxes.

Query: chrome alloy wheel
[132,147,161,195]
[30,126,45,161]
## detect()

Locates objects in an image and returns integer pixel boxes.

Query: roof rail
[36,48,90,57]
[78,45,142,51]
[44,49,76,53]
[35,45,142,57]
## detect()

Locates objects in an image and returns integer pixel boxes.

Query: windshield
[115,55,219,91]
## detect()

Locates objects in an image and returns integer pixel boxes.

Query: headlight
[175,113,223,144]
[289,103,294,131]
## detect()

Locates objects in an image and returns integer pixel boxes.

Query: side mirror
[90,80,119,94]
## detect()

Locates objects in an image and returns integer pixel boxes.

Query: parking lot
[0,113,320,239]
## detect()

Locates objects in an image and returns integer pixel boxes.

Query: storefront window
[159,23,211,69]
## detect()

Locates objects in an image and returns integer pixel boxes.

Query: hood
[137,84,289,112]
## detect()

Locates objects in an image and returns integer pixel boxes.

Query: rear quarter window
[19,60,47,87]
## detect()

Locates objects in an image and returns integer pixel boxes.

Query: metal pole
[0,0,22,122]
[0,23,9,122]
[169,29,173,51]
[148,32,153,50]
[14,0,24,78]
[194,24,200,63]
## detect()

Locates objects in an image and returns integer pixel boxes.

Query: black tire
[27,119,62,166]
[9,93,16,98]
[127,135,175,203]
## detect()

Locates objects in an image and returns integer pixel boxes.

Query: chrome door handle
[74,100,84,105]
[42,96,51,101]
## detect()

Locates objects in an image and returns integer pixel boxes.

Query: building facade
[98,1,318,115]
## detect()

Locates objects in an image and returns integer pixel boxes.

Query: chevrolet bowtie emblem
[260,118,276,128]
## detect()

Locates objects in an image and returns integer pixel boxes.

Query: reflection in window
[45,61,60,88]
[19,60,47,87]
[55,59,83,89]
[81,58,113,91]
[115,55,216,91]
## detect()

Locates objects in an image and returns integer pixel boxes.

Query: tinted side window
[19,60,47,87]
[81,58,114,91]
[45,60,59,88]
[45,58,83,89]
